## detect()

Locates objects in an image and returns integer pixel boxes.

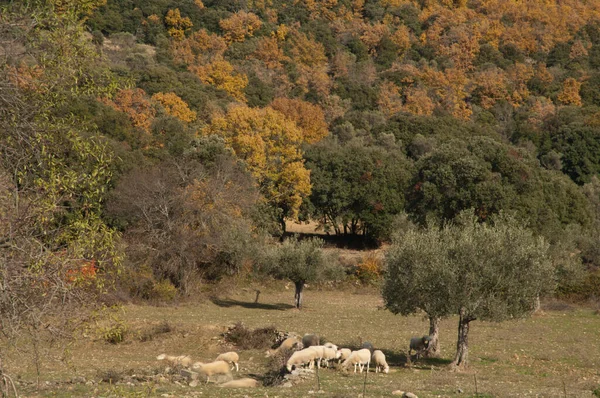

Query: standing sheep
[215,351,239,372]
[371,350,389,373]
[192,360,232,383]
[337,348,352,363]
[341,348,371,373]
[409,336,431,360]
[265,336,302,357]
[286,347,319,372]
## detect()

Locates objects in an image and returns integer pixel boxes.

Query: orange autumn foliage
[165,8,193,40]
[270,97,329,144]
[152,92,196,122]
[219,11,263,43]
[101,88,156,133]
[190,59,248,102]
[557,78,582,106]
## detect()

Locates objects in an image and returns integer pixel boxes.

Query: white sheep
[286,347,319,372]
[337,348,352,363]
[371,350,389,374]
[409,336,431,360]
[215,351,239,372]
[324,342,338,351]
[192,360,231,383]
[156,354,193,368]
[218,378,259,388]
[341,348,371,373]
[265,336,302,357]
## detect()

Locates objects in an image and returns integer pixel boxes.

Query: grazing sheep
[409,336,431,360]
[286,347,319,372]
[156,354,193,368]
[192,360,231,383]
[371,350,389,374]
[218,378,259,388]
[314,346,340,368]
[302,333,320,348]
[337,348,352,363]
[215,351,239,372]
[265,336,302,357]
[324,342,338,351]
[341,348,371,373]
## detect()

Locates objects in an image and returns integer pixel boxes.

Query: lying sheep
[286,347,319,372]
[409,336,431,360]
[215,351,239,372]
[372,350,389,374]
[192,360,231,383]
[302,334,320,348]
[265,336,302,357]
[156,354,193,368]
[218,378,259,388]
[341,348,371,373]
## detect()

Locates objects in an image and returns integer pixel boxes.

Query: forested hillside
[2,0,600,317]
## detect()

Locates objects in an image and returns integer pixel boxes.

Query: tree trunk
[451,308,473,369]
[279,216,287,237]
[294,281,304,309]
[425,316,441,357]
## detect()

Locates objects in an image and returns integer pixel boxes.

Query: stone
[392,391,405,396]
[403,393,418,398]
[281,382,293,388]
[189,380,199,387]
[180,369,199,381]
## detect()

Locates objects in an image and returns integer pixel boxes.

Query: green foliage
[383,211,555,323]
[262,237,343,284]
[304,140,413,241]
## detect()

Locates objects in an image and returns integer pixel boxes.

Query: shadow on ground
[210,296,295,311]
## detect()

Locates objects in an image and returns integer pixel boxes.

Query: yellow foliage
[194,0,204,9]
[356,253,383,284]
[377,80,403,118]
[252,36,288,69]
[219,11,263,43]
[269,97,329,144]
[151,92,197,122]
[557,78,582,106]
[203,106,311,219]
[190,59,248,102]
[165,8,193,40]
[390,25,411,55]
[289,31,331,96]
[403,87,435,116]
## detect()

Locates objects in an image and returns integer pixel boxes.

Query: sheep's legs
[235,362,239,372]
[354,363,358,373]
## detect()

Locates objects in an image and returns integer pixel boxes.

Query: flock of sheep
[156,332,432,388]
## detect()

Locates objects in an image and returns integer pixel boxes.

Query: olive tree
[383,212,554,368]
[382,224,453,357]
[263,237,342,309]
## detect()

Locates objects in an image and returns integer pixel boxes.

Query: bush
[355,253,383,285]
[138,321,174,342]
[99,319,128,344]
[223,322,278,350]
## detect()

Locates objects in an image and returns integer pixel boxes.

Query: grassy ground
[4,285,600,398]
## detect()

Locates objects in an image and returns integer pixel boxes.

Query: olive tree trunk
[294,280,305,309]
[425,316,440,357]
[450,308,474,369]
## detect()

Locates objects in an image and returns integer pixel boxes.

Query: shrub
[223,322,278,350]
[138,321,173,342]
[99,318,128,344]
[355,253,383,285]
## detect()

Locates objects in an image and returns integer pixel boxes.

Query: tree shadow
[209,296,295,311]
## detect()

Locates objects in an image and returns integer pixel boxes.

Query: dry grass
[3,286,600,397]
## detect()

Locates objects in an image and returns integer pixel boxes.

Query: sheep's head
[383,366,389,374]
[422,336,430,347]
[192,362,204,370]
[156,354,166,360]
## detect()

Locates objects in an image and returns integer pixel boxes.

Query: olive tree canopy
[383,212,554,367]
